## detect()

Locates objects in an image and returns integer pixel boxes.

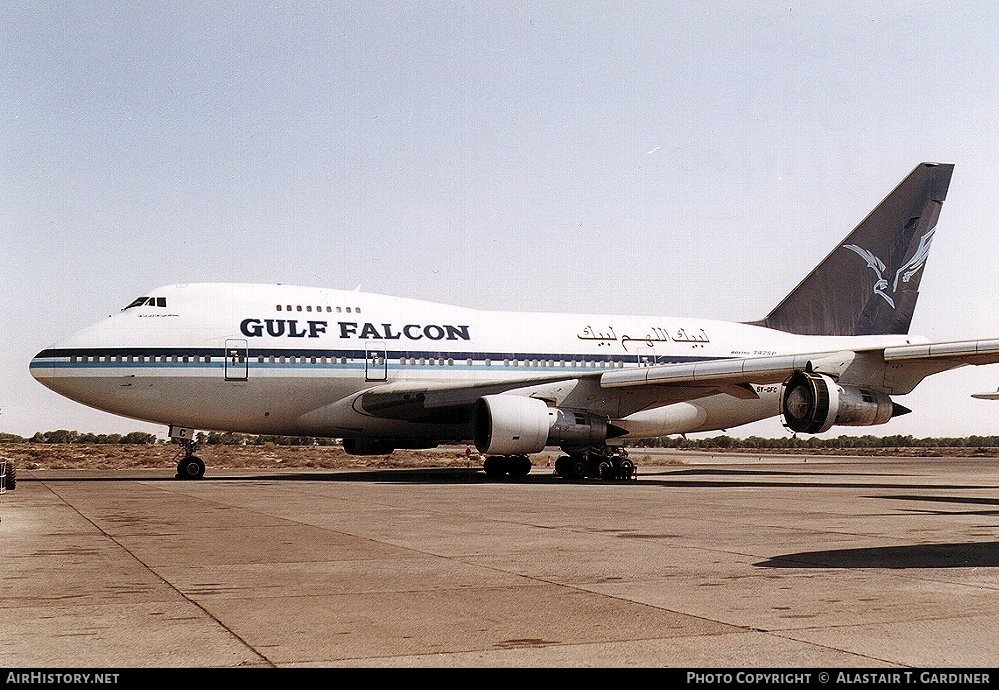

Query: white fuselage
[30,283,920,442]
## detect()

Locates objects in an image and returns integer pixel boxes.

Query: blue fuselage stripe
[30,347,721,370]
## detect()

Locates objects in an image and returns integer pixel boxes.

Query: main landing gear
[480,447,637,481]
[553,446,635,481]
[482,454,533,479]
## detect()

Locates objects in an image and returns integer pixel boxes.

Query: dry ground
[0,443,480,472]
[1,442,997,473]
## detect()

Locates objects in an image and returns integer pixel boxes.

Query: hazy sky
[4,2,999,440]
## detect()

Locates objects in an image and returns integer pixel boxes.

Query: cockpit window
[123,296,167,310]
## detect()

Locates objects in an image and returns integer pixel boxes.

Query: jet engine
[473,394,609,455]
[780,371,903,434]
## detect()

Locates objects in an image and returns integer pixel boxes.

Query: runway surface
[3,452,999,668]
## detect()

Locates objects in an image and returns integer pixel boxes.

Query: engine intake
[473,395,609,455]
[780,371,898,434]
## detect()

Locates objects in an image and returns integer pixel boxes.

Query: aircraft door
[636,345,657,368]
[365,341,387,381]
[225,338,249,381]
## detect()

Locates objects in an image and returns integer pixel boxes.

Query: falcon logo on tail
[843,228,935,310]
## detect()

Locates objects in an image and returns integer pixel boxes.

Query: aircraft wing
[352,349,861,424]
[602,338,999,397]
[352,338,999,424]
[356,339,999,421]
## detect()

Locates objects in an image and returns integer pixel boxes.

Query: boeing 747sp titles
[30,162,999,480]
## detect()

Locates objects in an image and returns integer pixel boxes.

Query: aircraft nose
[29,347,58,387]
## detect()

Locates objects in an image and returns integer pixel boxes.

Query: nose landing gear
[169,425,205,480]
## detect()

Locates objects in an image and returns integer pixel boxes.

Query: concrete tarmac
[3,452,999,669]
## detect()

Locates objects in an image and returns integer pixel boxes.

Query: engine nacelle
[549,407,609,450]
[474,395,552,454]
[473,395,610,455]
[780,371,897,434]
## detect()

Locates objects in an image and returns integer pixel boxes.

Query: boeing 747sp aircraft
[30,162,999,480]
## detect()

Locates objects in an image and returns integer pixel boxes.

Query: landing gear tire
[483,456,507,479]
[619,458,635,480]
[483,455,533,479]
[553,455,589,480]
[2,462,15,491]
[508,455,532,478]
[554,456,571,477]
[176,455,206,480]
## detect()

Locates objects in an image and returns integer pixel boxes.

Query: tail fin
[749,162,954,336]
